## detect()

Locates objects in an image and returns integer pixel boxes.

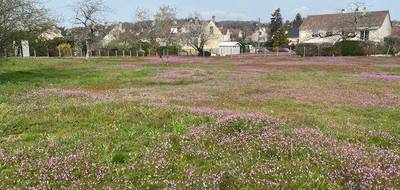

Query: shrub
[336,41,365,56]
[296,41,389,56]
[296,43,339,56]
[385,36,400,55]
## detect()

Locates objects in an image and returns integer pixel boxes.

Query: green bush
[385,36,400,55]
[296,41,389,56]
[296,43,339,56]
[336,41,365,56]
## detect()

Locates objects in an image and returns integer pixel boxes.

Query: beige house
[299,10,392,44]
[180,19,227,55]
[204,20,225,52]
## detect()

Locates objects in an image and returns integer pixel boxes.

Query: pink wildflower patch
[156,69,213,83]
[354,72,400,81]
[113,64,141,70]
[144,56,213,64]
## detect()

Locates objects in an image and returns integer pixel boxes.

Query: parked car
[279,48,296,55]
[256,48,269,53]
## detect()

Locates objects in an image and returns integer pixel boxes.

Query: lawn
[0,56,399,189]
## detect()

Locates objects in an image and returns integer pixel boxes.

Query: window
[312,32,320,38]
[210,26,214,35]
[360,30,369,41]
[326,31,333,37]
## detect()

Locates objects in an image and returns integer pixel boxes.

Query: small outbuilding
[218,42,241,56]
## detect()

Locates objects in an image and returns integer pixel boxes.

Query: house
[299,10,392,44]
[101,23,125,47]
[250,27,269,44]
[40,27,63,40]
[287,28,299,45]
[221,28,244,42]
[218,42,241,56]
[180,18,227,55]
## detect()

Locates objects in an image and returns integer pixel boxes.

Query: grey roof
[287,28,299,38]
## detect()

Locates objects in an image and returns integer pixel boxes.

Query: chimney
[212,16,216,23]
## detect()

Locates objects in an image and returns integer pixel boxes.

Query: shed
[218,42,241,56]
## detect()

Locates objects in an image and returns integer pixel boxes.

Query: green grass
[0,57,399,189]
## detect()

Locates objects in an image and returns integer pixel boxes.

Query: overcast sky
[46,0,400,27]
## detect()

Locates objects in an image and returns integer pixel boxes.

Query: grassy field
[0,56,400,189]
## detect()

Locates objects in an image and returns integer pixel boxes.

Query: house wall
[288,37,299,45]
[369,15,391,42]
[204,21,225,50]
[251,29,268,43]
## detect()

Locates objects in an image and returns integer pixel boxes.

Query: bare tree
[135,9,157,53]
[134,6,177,62]
[0,0,52,56]
[72,0,107,59]
[181,15,210,56]
[154,6,177,62]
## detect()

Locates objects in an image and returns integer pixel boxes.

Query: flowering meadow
[0,56,400,189]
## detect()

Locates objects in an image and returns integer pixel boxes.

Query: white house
[250,27,269,44]
[101,23,125,47]
[299,10,392,44]
[218,42,241,56]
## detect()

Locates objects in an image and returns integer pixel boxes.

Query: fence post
[58,48,61,57]
[115,50,118,57]
[47,48,50,57]
[98,50,101,57]
[130,50,132,57]
[123,50,125,57]
[303,47,306,57]
[34,49,37,57]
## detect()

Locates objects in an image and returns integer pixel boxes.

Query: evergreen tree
[292,13,303,28]
[270,8,283,35]
[272,27,289,49]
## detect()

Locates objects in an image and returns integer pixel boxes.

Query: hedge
[296,41,390,56]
